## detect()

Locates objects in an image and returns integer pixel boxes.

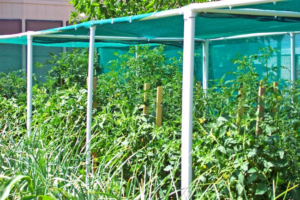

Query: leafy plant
[70,0,216,22]
[0,45,299,200]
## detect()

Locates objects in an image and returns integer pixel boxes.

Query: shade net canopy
[0,0,299,84]
[0,0,300,47]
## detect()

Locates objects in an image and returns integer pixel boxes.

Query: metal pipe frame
[290,32,296,83]
[203,40,209,91]
[181,9,196,200]
[34,34,205,42]
[209,32,290,41]
[86,26,96,193]
[141,0,285,21]
[204,8,300,18]
[27,35,33,137]
[7,1,299,200]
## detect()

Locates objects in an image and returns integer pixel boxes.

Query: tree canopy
[70,0,215,22]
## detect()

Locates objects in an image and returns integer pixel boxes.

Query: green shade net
[0,44,22,73]
[209,34,292,87]
[1,0,300,47]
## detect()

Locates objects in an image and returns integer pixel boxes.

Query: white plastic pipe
[86,26,96,191]
[205,8,300,18]
[290,32,296,83]
[210,32,289,41]
[27,35,33,137]
[141,0,284,21]
[189,0,284,12]
[203,41,209,92]
[35,34,205,42]
[181,9,196,200]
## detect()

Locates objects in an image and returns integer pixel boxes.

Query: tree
[70,0,216,22]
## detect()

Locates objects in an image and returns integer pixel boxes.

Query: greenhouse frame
[1,0,300,199]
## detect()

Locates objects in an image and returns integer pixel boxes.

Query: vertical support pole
[86,26,96,193]
[156,86,163,127]
[22,19,26,78]
[290,32,296,83]
[181,9,196,200]
[202,40,209,92]
[27,35,33,137]
[87,77,98,109]
[143,83,150,115]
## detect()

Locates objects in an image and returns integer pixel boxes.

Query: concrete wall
[0,0,75,81]
[0,0,74,32]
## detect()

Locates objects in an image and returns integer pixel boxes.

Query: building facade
[0,0,74,80]
[0,0,73,34]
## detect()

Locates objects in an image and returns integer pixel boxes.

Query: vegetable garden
[0,45,299,199]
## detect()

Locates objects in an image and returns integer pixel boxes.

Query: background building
[0,0,74,80]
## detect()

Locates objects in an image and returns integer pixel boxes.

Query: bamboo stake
[196,81,202,97]
[255,81,266,135]
[196,81,201,89]
[272,82,278,114]
[156,86,163,127]
[143,83,150,115]
[91,152,98,173]
[237,86,245,125]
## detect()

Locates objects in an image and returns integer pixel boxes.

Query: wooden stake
[87,77,97,109]
[196,81,201,88]
[237,86,245,125]
[143,83,150,115]
[255,81,266,135]
[196,81,202,96]
[92,152,98,173]
[156,86,163,127]
[272,82,278,114]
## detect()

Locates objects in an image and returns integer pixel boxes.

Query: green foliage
[70,0,215,22]
[0,70,26,102]
[0,45,299,199]
[42,49,100,90]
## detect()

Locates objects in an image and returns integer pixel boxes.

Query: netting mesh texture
[0,35,298,85]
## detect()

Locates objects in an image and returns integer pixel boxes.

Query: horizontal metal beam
[34,34,205,42]
[205,8,300,18]
[209,31,297,41]
[189,0,285,12]
[141,0,285,20]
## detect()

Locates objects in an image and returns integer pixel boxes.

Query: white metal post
[86,26,96,192]
[290,32,296,83]
[202,41,209,91]
[181,9,196,200]
[27,35,33,137]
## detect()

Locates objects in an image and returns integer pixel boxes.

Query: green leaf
[199,175,207,183]
[236,183,244,195]
[238,173,245,183]
[218,146,226,154]
[265,125,276,135]
[36,195,56,200]
[246,173,257,185]
[164,165,173,171]
[241,162,249,172]
[278,150,284,159]
[255,183,268,195]
[248,168,257,174]
[248,149,257,158]
[0,175,34,200]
